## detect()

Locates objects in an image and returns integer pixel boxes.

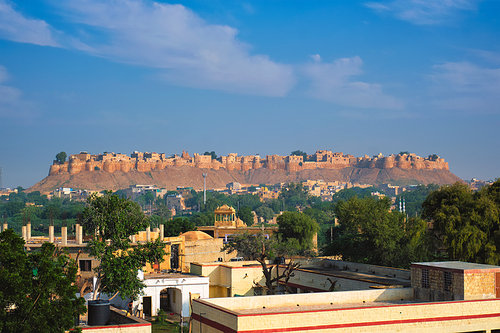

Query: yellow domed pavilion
[214,204,246,227]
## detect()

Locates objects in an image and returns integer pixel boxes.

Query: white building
[137,272,209,319]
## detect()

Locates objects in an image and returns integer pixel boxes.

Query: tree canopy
[290,150,307,160]
[82,191,167,300]
[0,229,86,333]
[222,232,300,294]
[279,182,309,209]
[55,151,67,164]
[163,217,197,237]
[237,206,254,226]
[203,151,217,160]
[255,206,275,222]
[277,211,319,251]
[325,196,435,268]
[422,181,500,265]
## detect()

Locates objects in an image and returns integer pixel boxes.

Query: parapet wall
[49,150,449,176]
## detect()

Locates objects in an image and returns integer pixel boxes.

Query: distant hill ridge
[28,150,462,193]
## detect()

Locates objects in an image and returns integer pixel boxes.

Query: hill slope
[28,166,463,193]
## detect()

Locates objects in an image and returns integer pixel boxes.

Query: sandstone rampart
[49,150,449,177]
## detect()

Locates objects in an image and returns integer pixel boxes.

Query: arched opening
[160,287,182,315]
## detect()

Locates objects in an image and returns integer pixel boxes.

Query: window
[80,260,92,272]
[444,271,452,291]
[422,269,429,288]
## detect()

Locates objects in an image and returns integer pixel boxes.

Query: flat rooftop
[198,288,418,315]
[144,272,200,280]
[299,265,411,287]
[236,298,424,315]
[412,261,500,271]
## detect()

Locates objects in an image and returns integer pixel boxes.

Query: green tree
[237,206,254,226]
[154,204,172,220]
[82,191,167,300]
[55,151,67,164]
[204,151,217,160]
[303,205,335,249]
[144,192,156,205]
[395,184,440,218]
[421,181,500,264]
[290,150,307,160]
[222,232,300,294]
[164,217,197,237]
[326,196,435,268]
[189,212,214,226]
[255,206,275,222]
[333,197,395,264]
[276,211,319,251]
[0,229,86,333]
[279,182,309,210]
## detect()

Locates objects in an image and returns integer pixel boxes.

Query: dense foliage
[163,217,197,237]
[324,196,435,268]
[0,229,86,333]
[277,211,319,251]
[395,184,440,218]
[422,180,500,265]
[82,191,167,300]
[0,190,85,237]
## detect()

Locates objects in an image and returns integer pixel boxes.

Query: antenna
[202,173,207,205]
[0,166,3,189]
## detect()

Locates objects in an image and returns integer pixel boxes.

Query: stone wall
[49,150,449,176]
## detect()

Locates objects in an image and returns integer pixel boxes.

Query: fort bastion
[48,150,449,176]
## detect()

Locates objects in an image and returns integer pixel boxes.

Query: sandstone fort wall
[49,150,449,176]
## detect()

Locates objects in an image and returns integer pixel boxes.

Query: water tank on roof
[87,300,110,326]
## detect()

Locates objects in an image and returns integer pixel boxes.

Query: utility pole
[202,173,207,205]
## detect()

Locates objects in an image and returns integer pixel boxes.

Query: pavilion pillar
[49,225,54,243]
[78,225,83,244]
[75,223,80,243]
[27,222,31,241]
[61,226,67,246]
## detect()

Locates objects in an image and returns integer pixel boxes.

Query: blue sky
[0,0,499,189]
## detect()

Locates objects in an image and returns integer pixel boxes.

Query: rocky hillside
[28,166,463,193]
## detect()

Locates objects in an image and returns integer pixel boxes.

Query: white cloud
[302,56,404,110]
[0,65,35,119]
[310,54,322,63]
[365,0,479,25]
[0,0,59,46]
[429,61,500,114]
[53,0,295,97]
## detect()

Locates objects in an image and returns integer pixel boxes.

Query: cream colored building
[191,261,500,333]
[191,261,273,298]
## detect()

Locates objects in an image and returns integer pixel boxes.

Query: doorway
[143,296,152,317]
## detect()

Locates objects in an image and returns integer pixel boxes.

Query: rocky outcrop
[29,165,463,194]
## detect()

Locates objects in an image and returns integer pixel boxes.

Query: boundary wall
[192,289,500,333]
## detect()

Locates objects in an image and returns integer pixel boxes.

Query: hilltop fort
[49,150,449,176]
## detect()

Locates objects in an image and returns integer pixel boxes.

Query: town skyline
[0,0,499,188]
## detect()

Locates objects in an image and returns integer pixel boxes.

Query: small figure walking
[127,301,133,316]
